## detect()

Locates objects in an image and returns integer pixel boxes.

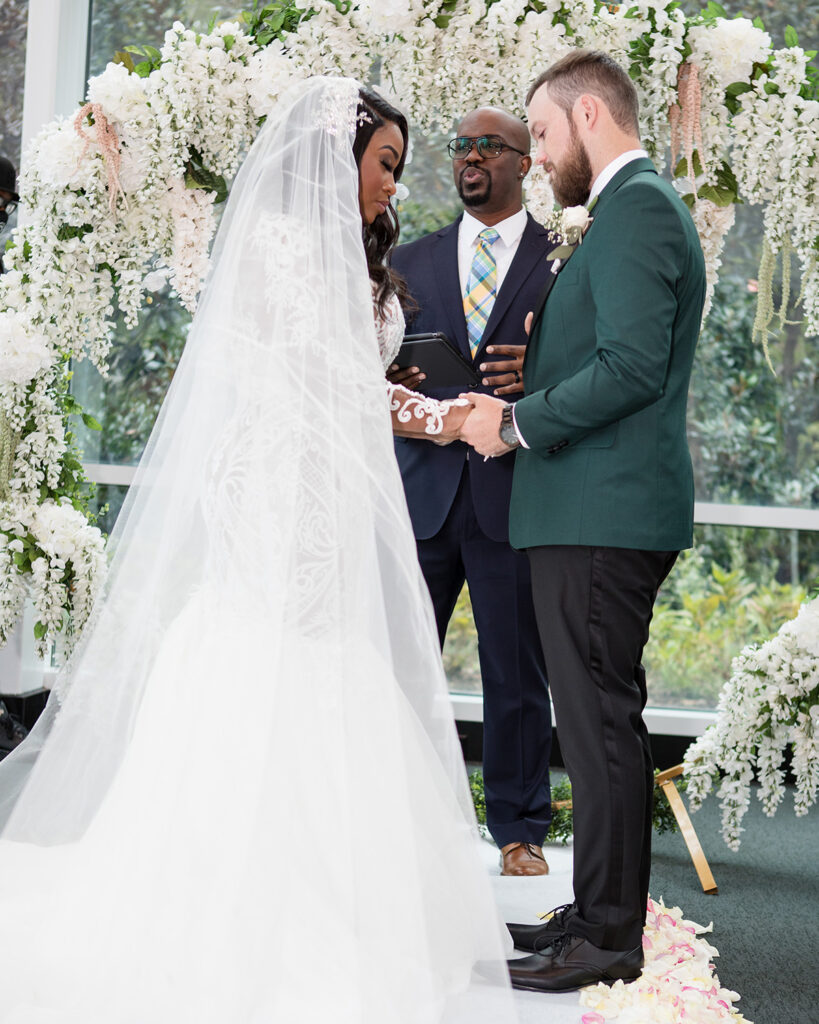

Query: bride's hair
[354,87,414,316]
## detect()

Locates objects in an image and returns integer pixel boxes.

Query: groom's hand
[458,393,512,458]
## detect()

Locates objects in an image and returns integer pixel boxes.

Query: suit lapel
[431,217,471,360]
[528,158,657,336]
[475,215,552,359]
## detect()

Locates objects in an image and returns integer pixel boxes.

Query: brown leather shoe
[500,842,549,876]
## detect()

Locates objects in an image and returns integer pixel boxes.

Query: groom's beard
[550,123,593,209]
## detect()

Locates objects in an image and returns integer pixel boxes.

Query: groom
[460,50,706,991]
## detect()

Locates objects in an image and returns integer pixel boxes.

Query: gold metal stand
[655,764,718,894]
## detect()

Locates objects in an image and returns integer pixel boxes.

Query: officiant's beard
[457,169,492,208]
[550,123,593,209]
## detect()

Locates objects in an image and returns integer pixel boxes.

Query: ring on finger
[513,370,521,383]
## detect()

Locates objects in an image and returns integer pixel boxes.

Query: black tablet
[395,333,480,390]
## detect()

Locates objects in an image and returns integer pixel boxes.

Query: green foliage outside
[444,549,807,707]
[469,769,685,844]
[74,288,191,465]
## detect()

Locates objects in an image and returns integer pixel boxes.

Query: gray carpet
[650,784,819,1024]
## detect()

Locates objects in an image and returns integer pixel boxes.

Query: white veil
[0,77,517,1023]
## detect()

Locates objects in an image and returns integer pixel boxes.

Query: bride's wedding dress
[0,78,516,1023]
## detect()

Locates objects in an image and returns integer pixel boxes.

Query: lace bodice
[375,292,405,370]
[374,291,467,437]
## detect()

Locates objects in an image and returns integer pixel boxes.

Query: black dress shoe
[507,932,644,993]
[507,902,576,952]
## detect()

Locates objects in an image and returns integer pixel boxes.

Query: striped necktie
[463,227,500,358]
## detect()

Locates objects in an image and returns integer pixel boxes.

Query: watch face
[499,419,520,448]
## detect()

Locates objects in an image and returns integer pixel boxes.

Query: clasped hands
[387,342,525,456]
[443,393,513,458]
[447,339,528,456]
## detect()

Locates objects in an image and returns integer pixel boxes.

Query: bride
[0,78,517,1022]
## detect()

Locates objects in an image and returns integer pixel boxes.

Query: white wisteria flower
[684,595,819,849]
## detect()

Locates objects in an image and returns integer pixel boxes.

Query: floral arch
[0,0,817,664]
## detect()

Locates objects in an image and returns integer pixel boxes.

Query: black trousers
[527,544,677,950]
[417,464,552,848]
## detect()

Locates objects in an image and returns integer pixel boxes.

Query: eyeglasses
[447,136,527,160]
[0,198,17,215]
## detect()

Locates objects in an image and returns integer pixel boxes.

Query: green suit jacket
[510,158,706,551]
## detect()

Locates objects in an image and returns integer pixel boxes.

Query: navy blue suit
[391,213,554,848]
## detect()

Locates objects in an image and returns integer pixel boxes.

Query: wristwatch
[499,403,521,450]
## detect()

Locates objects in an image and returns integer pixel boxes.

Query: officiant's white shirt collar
[588,149,649,203]
[461,207,528,249]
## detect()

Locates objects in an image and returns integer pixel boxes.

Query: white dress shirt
[512,150,648,450]
[458,207,529,296]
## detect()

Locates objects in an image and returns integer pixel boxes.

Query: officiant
[389,108,556,876]
[0,155,19,275]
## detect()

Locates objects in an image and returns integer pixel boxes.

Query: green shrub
[468,769,687,842]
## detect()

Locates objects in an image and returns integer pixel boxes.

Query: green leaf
[135,60,153,78]
[56,222,93,242]
[184,150,229,204]
[81,413,102,431]
[113,50,136,73]
[705,2,727,19]
[223,33,235,50]
[33,621,47,641]
[784,25,799,48]
[725,81,753,97]
[697,183,736,207]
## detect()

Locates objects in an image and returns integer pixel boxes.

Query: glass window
[0,0,28,211]
[87,1,238,77]
[75,1,244,467]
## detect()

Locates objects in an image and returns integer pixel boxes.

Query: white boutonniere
[548,199,596,274]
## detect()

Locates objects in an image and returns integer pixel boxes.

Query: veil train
[0,77,517,1023]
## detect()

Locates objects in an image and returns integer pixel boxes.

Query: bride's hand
[433,399,474,445]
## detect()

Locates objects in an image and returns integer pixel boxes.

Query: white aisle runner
[481,841,588,1024]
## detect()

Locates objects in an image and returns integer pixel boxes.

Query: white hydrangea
[87,61,150,125]
[246,41,299,120]
[0,312,53,385]
[354,0,420,36]
[30,499,89,563]
[36,121,93,190]
[687,17,771,90]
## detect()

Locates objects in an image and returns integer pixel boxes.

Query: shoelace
[531,903,576,954]
[505,842,546,860]
[534,929,574,959]
[544,902,574,923]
